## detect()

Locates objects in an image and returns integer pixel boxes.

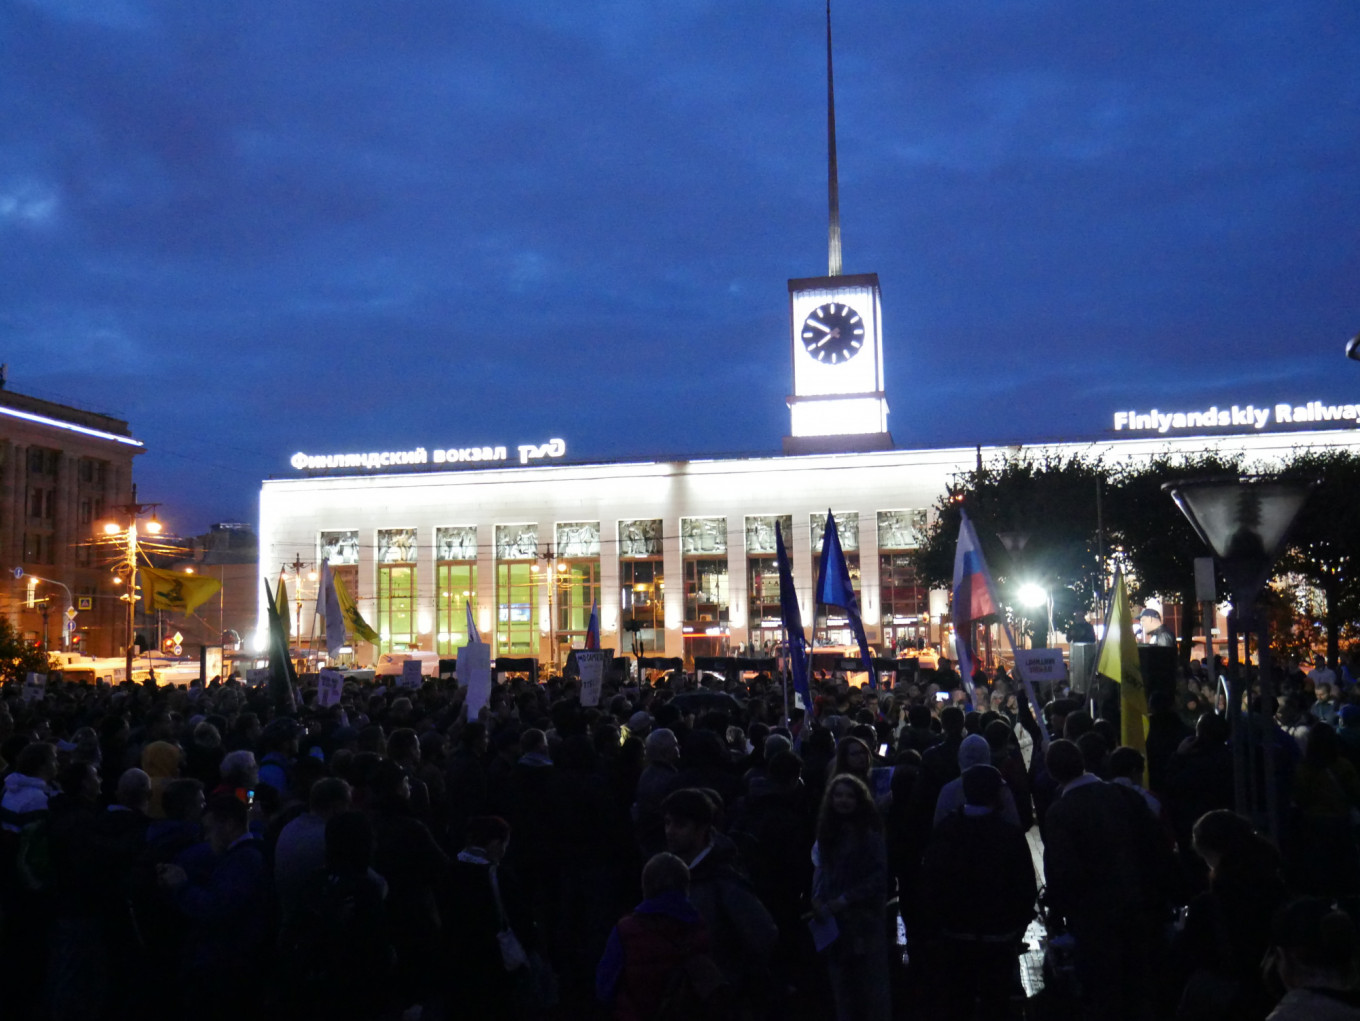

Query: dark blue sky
[5,1,1359,534]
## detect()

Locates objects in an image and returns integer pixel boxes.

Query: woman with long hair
[812,773,890,1021]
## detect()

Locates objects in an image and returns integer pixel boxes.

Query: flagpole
[780,623,791,728]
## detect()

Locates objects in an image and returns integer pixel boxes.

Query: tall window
[318,530,361,646]
[376,529,417,652]
[746,515,792,653]
[495,524,539,656]
[555,560,600,646]
[554,522,601,653]
[877,510,929,654]
[681,517,729,660]
[436,526,478,656]
[496,562,538,655]
[620,519,664,652]
[811,511,861,645]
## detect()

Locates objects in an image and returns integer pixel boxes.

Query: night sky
[5,1,1359,535]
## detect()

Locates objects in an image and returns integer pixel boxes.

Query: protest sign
[576,650,613,707]
[400,659,424,689]
[1013,648,1068,684]
[23,672,46,702]
[317,669,345,707]
[459,641,492,719]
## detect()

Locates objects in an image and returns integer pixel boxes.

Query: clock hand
[806,320,831,334]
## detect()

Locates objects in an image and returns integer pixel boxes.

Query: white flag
[316,560,346,658]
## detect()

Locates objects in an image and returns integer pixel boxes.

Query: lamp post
[102,486,163,683]
[1165,476,1314,841]
[531,546,569,670]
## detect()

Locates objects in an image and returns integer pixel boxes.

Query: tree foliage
[0,617,50,686]
[912,446,1360,664]
[912,453,1106,643]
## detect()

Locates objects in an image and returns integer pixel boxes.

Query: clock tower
[784,2,892,455]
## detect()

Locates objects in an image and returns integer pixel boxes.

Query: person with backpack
[662,787,778,1011]
[597,851,729,1021]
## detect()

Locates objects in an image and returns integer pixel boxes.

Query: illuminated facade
[257,422,1360,665]
[0,387,143,656]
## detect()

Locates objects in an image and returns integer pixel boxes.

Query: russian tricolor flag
[951,510,1000,693]
[584,598,600,650]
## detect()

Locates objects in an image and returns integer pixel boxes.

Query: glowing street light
[100,485,165,683]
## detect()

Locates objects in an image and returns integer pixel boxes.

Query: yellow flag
[141,566,223,616]
[275,574,291,639]
[1097,569,1147,753]
[333,570,380,645]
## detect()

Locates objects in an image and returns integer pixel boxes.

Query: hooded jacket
[933,734,1022,828]
[0,772,53,832]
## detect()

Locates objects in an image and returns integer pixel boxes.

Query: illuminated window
[621,559,664,653]
[496,562,538,656]
[436,562,477,656]
[377,565,416,653]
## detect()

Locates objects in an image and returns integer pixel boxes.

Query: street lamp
[1165,475,1314,840]
[101,485,165,683]
[1018,582,1054,648]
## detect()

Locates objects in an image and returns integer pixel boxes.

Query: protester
[812,773,891,1021]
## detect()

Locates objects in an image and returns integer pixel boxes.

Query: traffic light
[162,636,177,655]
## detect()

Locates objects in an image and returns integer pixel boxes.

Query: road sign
[172,643,183,656]
[12,567,22,580]
[172,631,183,645]
[65,607,78,621]
[77,596,92,610]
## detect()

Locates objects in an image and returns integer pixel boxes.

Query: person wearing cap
[627,710,653,741]
[918,763,1037,1020]
[1139,607,1177,647]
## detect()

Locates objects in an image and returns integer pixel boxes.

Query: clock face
[801,302,865,364]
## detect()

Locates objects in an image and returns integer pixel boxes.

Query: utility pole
[104,485,162,683]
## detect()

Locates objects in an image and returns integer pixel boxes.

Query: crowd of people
[0,652,1358,1020]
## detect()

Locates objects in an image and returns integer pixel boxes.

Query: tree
[1275,449,1360,668]
[0,617,49,686]
[912,453,1107,644]
[1105,451,1245,664]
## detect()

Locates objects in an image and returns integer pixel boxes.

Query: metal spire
[826,0,842,277]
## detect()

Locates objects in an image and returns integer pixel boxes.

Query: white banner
[576,650,613,708]
[317,669,345,707]
[1014,648,1068,684]
[23,672,47,702]
[246,668,270,687]
[459,642,493,719]
[399,659,424,689]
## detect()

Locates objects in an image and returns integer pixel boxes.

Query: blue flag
[775,522,811,709]
[814,509,877,688]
